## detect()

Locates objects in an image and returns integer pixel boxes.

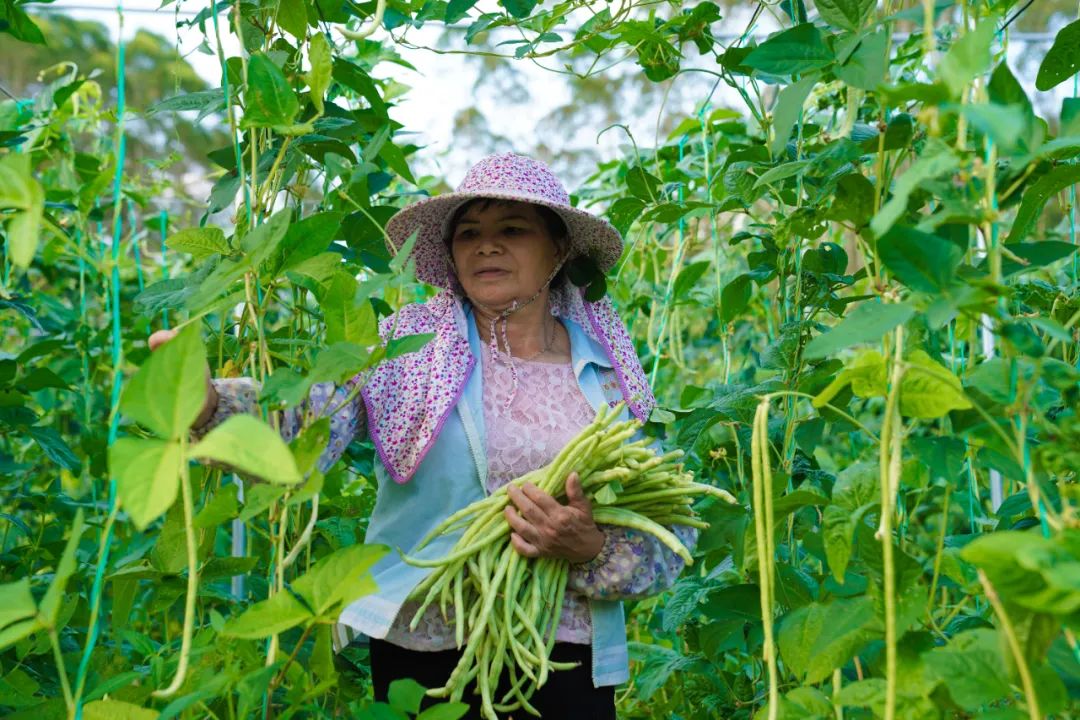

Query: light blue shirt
[337,298,631,686]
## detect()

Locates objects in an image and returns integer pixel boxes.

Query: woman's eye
[504,227,524,235]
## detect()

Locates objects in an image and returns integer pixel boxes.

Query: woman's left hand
[505,472,605,564]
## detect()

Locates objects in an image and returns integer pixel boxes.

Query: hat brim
[383,190,624,289]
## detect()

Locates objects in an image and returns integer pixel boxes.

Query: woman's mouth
[474,268,509,278]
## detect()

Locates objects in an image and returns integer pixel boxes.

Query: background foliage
[2,0,1080,718]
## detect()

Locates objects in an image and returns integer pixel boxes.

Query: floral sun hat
[384,152,624,288]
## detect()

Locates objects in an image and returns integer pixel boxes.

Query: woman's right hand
[148,329,218,429]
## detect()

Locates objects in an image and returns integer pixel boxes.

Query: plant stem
[978,570,1040,720]
[152,435,198,698]
[49,629,74,715]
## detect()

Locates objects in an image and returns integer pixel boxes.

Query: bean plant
[1,0,1079,719]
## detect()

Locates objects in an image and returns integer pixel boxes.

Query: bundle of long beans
[402,402,734,719]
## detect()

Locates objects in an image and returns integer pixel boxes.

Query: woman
[152,152,694,718]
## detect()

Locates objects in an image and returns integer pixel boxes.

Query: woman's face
[449,200,562,309]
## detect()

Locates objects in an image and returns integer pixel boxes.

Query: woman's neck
[470,290,566,360]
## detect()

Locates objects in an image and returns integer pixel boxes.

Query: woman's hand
[504,472,605,564]
[148,329,218,429]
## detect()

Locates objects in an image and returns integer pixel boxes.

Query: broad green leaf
[0,619,40,651]
[837,679,886,709]
[673,260,711,301]
[870,139,959,237]
[959,103,1027,153]
[291,542,388,614]
[291,418,331,477]
[385,333,435,359]
[274,211,343,273]
[607,197,645,236]
[0,578,36,629]
[812,349,886,407]
[243,53,299,128]
[876,225,964,292]
[85,699,159,720]
[832,461,878,512]
[502,0,537,18]
[189,415,302,485]
[388,678,427,715]
[804,301,914,359]
[306,32,332,115]
[997,241,1079,275]
[193,489,239,529]
[778,595,878,683]
[1006,165,1080,244]
[39,509,85,626]
[0,153,45,269]
[900,350,971,418]
[938,18,996,97]
[321,271,378,346]
[924,629,1010,710]
[769,76,816,156]
[754,160,812,189]
[835,29,888,90]
[277,0,309,41]
[720,274,753,323]
[744,24,834,76]
[0,0,46,44]
[241,209,292,270]
[416,704,470,720]
[167,227,230,259]
[626,166,661,201]
[1036,19,1080,91]
[988,61,1034,116]
[445,0,479,23]
[221,586,312,638]
[310,342,370,383]
[121,325,206,439]
[961,531,1080,615]
[110,438,184,530]
[814,0,874,30]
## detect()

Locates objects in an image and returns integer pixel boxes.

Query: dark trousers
[369,637,617,720]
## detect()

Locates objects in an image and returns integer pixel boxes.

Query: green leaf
[306,33,332,115]
[388,679,427,715]
[221,584,311,638]
[804,301,914,359]
[720,274,753,323]
[778,595,878,683]
[120,324,207,439]
[607,197,645,236]
[386,333,435,359]
[938,17,996,97]
[0,0,46,44]
[241,209,292,270]
[243,52,299,128]
[769,76,816,156]
[39,509,85,627]
[1036,19,1080,91]
[870,138,959,237]
[110,438,184,530]
[445,0,478,23]
[822,505,854,582]
[189,415,302,485]
[193,489,239,529]
[924,629,1010,710]
[0,578,36,629]
[899,349,972,418]
[502,0,536,17]
[744,24,834,77]
[276,0,309,41]
[0,152,45,269]
[876,225,963,292]
[167,227,230,259]
[1006,165,1080,244]
[814,0,874,30]
[84,699,159,720]
[673,261,711,301]
[812,349,887,407]
[321,271,378,346]
[310,342,369,384]
[962,531,1080,615]
[291,418,331,477]
[626,166,661,202]
[959,103,1028,153]
[291,542,387,615]
[834,29,888,90]
[416,704,470,720]
[275,211,343,273]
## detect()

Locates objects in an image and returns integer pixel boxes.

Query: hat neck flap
[360,286,657,484]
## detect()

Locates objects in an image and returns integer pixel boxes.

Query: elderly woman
[153,153,694,719]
